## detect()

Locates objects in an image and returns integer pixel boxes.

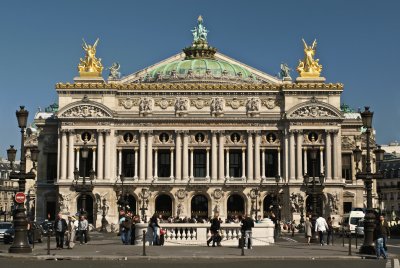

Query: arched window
[227,194,244,217]
[155,194,172,219]
[191,195,208,219]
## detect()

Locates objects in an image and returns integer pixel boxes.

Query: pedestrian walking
[241,214,255,249]
[66,216,77,249]
[149,214,160,245]
[207,213,221,247]
[315,215,329,246]
[374,216,388,259]
[326,216,333,245]
[54,213,68,249]
[377,215,390,251]
[78,215,89,244]
[121,214,132,245]
[304,217,312,245]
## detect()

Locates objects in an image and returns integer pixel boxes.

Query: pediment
[118,52,281,85]
[58,99,113,118]
[343,191,355,198]
[286,99,343,120]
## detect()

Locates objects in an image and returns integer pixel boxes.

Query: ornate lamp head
[353,145,362,163]
[89,169,95,183]
[7,145,17,163]
[275,175,281,184]
[73,168,80,182]
[303,174,310,186]
[374,145,385,162]
[16,106,29,129]
[30,147,40,163]
[310,146,317,160]
[81,142,89,159]
[361,106,373,129]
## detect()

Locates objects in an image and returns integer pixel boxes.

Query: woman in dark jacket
[207,213,221,247]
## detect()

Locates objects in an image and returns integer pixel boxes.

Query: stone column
[289,130,296,181]
[170,148,174,179]
[325,130,332,180]
[175,131,182,180]
[139,131,146,181]
[225,148,230,179]
[60,130,67,180]
[303,148,307,175]
[104,130,111,180]
[242,148,246,179]
[57,132,60,180]
[283,130,289,182]
[190,148,194,179]
[277,147,281,177]
[254,131,261,180]
[134,148,138,179]
[337,129,342,180]
[154,149,158,179]
[206,148,210,179]
[218,131,225,180]
[247,131,254,180]
[147,131,153,180]
[97,130,104,179]
[118,149,122,176]
[211,131,218,180]
[320,147,324,175]
[92,148,96,172]
[296,131,303,180]
[67,130,75,180]
[182,131,189,180]
[261,149,266,179]
[75,148,80,170]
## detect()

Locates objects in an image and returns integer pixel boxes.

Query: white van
[340,211,365,234]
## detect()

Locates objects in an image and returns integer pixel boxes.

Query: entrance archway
[263,194,274,217]
[155,194,172,219]
[77,194,94,224]
[305,194,323,217]
[227,194,244,217]
[191,194,208,220]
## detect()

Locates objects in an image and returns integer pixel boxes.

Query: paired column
[104,130,111,180]
[242,148,246,179]
[134,148,138,179]
[118,149,122,176]
[277,148,281,177]
[261,149,265,179]
[170,148,174,179]
[296,130,303,180]
[75,148,80,170]
[206,148,210,179]
[175,131,182,180]
[146,131,153,180]
[303,148,308,175]
[283,130,289,182]
[60,130,67,180]
[320,147,324,175]
[211,131,218,180]
[336,129,342,180]
[139,131,146,181]
[190,148,194,179]
[247,131,253,180]
[154,149,158,179]
[289,130,296,181]
[182,131,189,180]
[218,131,225,180]
[254,131,261,180]
[97,130,104,179]
[67,130,75,180]
[325,130,332,180]
[225,148,230,179]
[92,148,96,172]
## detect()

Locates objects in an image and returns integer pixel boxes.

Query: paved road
[0,259,392,268]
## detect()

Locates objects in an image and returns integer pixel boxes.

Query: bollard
[142,230,146,256]
[348,233,352,256]
[47,231,51,255]
[355,230,358,249]
[241,236,245,256]
[32,230,35,249]
[342,228,345,247]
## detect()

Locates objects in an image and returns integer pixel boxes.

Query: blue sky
[0,0,399,158]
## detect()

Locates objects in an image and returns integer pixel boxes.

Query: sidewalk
[0,232,392,260]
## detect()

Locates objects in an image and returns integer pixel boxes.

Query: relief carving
[175,97,190,116]
[246,97,260,116]
[210,97,225,116]
[139,97,154,116]
[190,98,209,109]
[226,98,245,109]
[119,98,138,109]
[61,105,111,118]
[155,98,174,109]
[289,105,336,118]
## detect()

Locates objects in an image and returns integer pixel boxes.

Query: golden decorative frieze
[282,83,343,90]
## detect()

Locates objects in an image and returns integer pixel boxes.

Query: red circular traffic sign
[15,192,26,204]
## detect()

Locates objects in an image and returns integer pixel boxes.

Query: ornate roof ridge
[55,82,343,91]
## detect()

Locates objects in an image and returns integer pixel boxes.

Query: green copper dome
[141,16,259,84]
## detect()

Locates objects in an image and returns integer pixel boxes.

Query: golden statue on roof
[296,39,322,78]
[78,38,103,77]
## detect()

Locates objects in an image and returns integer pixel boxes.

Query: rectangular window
[342,154,352,182]
[265,150,278,177]
[79,149,93,177]
[194,150,206,177]
[343,202,352,213]
[229,150,242,178]
[46,153,57,183]
[158,150,170,177]
[307,150,321,177]
[122,150,135,177]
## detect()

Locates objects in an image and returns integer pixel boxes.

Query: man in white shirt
[315,215,329,246]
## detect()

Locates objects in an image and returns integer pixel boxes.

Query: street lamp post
[140,188,148,223]
[251,188,260,220]
[303,146,325,243]
[8,106,38,253]
[117,174,128,214]
[353,106,384,255]
[72,142,94,221]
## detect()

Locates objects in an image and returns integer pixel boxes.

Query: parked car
[0,222,13,242]
[4,221,43,244]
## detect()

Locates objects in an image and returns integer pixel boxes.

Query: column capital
[104,129,111,135]
[288,129,296,135]
[212,130,225,134]
[320,147,324,151]
[134,147,139,152]
[139,130,153,134]
[247,130,257,134]
[206,147,210,152]
[60,129,69,134]
[97,129,105,133]
[67,129,75,134]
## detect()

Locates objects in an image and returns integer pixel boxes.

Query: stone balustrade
[134,218,275,246]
